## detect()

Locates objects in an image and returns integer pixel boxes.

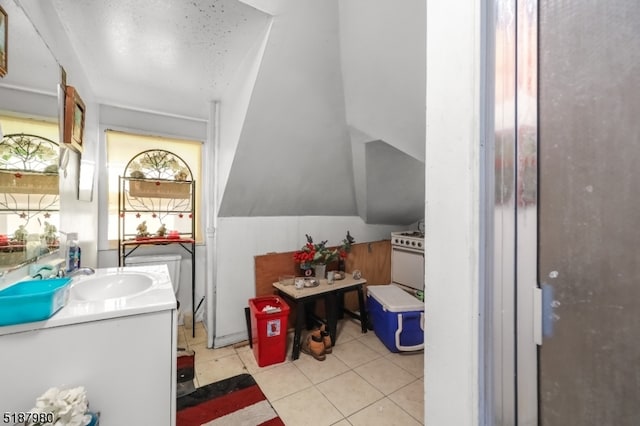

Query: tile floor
[178,319,424,426]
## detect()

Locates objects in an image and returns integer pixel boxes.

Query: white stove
[391,231,425,252]
[390,230,425,294]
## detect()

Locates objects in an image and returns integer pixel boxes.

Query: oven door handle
[392,246,424,255]
[395,312,425,351]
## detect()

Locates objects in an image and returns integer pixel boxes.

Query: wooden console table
[273,276,368,360]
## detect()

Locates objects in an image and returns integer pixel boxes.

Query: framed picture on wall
[63,85,85,153]
[0,5,7,77]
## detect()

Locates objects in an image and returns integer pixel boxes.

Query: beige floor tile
[271,386,344,426]
[294,351,350,384]
[337,317,366,340]
[189,341,236,364]
[355,357,416,395]
[330,421,352,426]
[316,371,384,417]
[237,343,291,375]
[332,339,382,369]
[185,321,208,346]
[347,397,422,426]
[357,331,393,355]
[234,344,252,354]
[237,346,262,375]
[194,353,247,387]
[253,362,313,401]
[385,351,425,378]
[388,379,424,424]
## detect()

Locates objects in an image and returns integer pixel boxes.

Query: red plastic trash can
[249,296,290,367]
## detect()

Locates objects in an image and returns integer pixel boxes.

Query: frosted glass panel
[539,1,640,424]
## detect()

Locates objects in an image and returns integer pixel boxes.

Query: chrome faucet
[60,267,96,278]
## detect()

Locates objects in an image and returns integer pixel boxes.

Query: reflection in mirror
[0,0,61,273]
[0,131,60,270]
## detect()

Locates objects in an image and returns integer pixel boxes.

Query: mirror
[0,0,61,273]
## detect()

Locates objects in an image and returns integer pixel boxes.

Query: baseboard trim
[214,331,247,348]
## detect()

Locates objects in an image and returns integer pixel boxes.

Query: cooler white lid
[367,285,424,312]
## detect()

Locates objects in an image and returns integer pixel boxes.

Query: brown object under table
[273,275,368,360]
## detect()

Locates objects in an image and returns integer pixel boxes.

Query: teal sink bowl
[0,278,71,326]
[71,272,154,301]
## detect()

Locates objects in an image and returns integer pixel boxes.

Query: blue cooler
[367,285,424,353]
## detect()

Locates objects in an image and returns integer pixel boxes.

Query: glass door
[538,1,640,424]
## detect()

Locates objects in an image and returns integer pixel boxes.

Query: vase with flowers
[338,231,355,272]
[293,232,355,278]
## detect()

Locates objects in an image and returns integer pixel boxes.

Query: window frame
[99,126,204,251]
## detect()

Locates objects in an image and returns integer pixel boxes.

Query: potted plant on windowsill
[0,169,59,194]
[0,133,60,195]
[126,150,191,199]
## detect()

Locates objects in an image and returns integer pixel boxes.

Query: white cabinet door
[0,310,176,425]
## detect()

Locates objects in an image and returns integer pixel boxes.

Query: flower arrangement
[27,386,95,426]
[293,231,355,270]
[340,230,355,254]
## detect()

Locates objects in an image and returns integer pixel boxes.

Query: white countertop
[0,265,176,336]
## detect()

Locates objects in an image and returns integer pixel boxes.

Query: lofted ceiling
[6,0,426,225]
[49,0,271,119]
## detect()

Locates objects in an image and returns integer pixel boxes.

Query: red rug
[176,373,284,426]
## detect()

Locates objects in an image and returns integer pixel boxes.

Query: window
[105,130,202,243]
[0,115,60,251]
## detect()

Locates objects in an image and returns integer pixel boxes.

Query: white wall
[217,20,273,209]
[425,1,483,425]
[219,0,356,217]
[0,88,58,118]
[220,0,426,222]
[210,0,428,345]
[339,0,426,162]
[213,216,402,346]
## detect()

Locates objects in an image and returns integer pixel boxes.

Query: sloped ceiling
[219,0,425,223]
[13,0,426,225]
[364,141,425,224]
[218,0,357,217]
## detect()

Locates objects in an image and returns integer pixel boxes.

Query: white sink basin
[72,273,154,301]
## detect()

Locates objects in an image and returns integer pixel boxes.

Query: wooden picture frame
[0,5,7,77]
[63,86,85,153]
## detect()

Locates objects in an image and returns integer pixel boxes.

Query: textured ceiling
[50,0,271,119]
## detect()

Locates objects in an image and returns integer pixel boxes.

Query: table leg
[292,301,306,360]
[336,292,345,320]
[357,285,368,334]
[325,293,338,346]
[304,300,317,330]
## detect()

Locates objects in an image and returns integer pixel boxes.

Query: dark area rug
[177,373,284,426]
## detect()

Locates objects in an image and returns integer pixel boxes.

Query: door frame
[485,0,539,424]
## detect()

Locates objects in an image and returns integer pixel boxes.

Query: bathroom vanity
[0,265,177,425]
